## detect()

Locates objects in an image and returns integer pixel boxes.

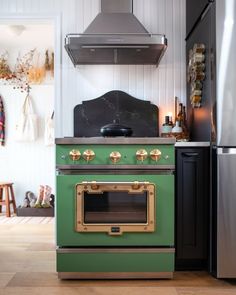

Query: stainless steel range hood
[65,0,167,66]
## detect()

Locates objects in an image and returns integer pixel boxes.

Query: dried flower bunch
[0,49,35,93]
[27,52,45,84]
[0,48,54,93]
[11,49,36,92]
[0,51,12,79]
[50,52,54,77]
[27,49,54,84]
[45,50,50,71]
[45,49,54,76]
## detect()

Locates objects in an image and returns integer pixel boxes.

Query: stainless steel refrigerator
[186,0,236,277]
[213,0,236,278]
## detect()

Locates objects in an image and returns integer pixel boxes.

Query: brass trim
[150,149,162,162]
[69,149,81,161]
[76,181,155,235]
[57,164,175,171]
[83,149,95,162]
[57,168,175,176]
[58,271,174,279]
[109,151,121,163]
[57,247,175,254]
[136,149,148,162]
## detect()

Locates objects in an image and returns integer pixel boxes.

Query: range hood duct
[65,0,167,66]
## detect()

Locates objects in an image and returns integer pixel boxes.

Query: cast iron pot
[100,123,133,137]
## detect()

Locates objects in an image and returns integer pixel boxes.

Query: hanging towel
[0,95,5,146]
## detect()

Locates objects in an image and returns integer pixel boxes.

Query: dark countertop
[55,137,176,145]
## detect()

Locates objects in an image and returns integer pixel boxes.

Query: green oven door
[56,174,174,247]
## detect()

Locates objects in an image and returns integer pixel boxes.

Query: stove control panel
[57,144,174,167]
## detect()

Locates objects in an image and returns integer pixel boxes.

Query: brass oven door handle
[81,181,150,191]
[82,181,150,185]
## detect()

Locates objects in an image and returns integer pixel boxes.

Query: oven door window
[76,182,155,235]
[84,191,147,224]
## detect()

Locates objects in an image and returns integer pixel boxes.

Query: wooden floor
[1,216,236,295]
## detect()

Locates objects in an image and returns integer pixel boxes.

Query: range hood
[65,0,167,66]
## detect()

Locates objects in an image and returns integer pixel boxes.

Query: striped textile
[0,95,5,146]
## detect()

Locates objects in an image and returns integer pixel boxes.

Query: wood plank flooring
[0,216,236,294]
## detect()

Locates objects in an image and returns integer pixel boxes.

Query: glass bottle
[161,116,172,136]
[177,103,184,127]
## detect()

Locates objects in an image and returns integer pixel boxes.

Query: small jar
[191,81,202,91]
[193,63,205,72]
[193,43,205,54]
[190,95,201,107]
[191,71,205,82]
[191,89,202,96]
[193,53,205,63]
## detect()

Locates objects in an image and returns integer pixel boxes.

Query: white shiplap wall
[66,0,186,136]
[0,86,54,207]
[0,0,185,205]
[0,0,186,136]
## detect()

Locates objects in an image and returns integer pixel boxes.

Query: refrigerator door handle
[217,148,236,155]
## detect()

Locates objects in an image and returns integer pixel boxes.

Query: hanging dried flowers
[0,48,54,93]
[13,49,36,92]
[1,49,36,93]
[50,51,54,77]
[27,52,46,84]
[45,49,50,71]
[0,51,12,79]
[44,49,54,77]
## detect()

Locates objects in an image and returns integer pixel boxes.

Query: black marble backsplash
[74,91,159,137]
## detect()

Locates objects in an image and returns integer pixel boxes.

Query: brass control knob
[83,150,95,162]
[69,149,81,161]
[150,149,162,162]
[110,151,121,163]
[136,149,148,162]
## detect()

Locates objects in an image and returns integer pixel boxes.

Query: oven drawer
[56,174,174,247]
[57,248,175,279]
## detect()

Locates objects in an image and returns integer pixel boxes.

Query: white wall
[0,23,54,207]
[0,0,186,206]
[0,86,54,206]
[0,85,55,205]
[60,0,186,136]
[0,0,186,137]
